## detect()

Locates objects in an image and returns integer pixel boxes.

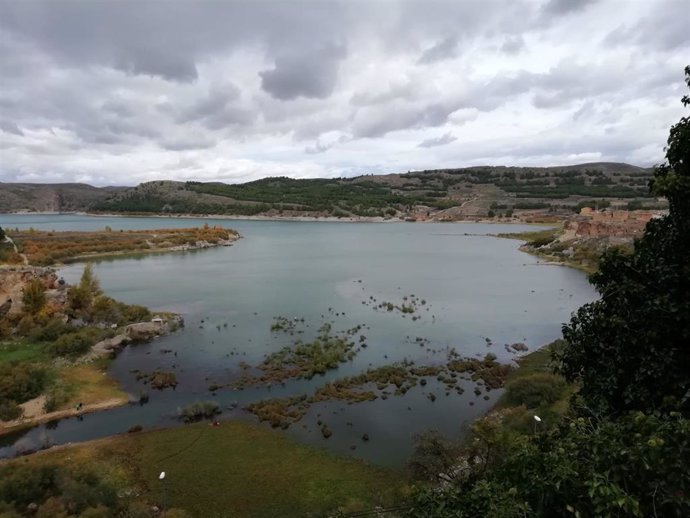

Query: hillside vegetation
[1,162,663,219]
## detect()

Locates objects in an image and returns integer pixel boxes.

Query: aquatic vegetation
[179,401,220,423]
[246,395,310,429]
[247,354,514,429]
[270,316,305,333]
[236,323,364,387]
[133,369,178,390]
[446,352,513,390]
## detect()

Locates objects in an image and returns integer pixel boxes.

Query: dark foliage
[557,66,690,417]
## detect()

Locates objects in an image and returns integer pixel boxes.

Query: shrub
[22,278,46,315]
[28,317,71,342]
[0,463,124,517]
[0,400,22,421]
[0,363,49,404]
[47,327,105,357]
[179,401,220,423]
[118,303,151,325]
[503,373,568,409]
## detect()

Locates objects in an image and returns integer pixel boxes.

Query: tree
[67,263,102,315]
[0,226,5,240]
[557,66,690,417]
[408,431,462,484]
[22,278,46,315]
[404,413,690,518]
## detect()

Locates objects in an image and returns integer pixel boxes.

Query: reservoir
[0,214,597,465]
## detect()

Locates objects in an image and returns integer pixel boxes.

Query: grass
[497,227,560,246]
[0,420,404,518]
[55,361,128,409]
[0,339,48,363]
[493,340,575,423]
[0,338,127,417]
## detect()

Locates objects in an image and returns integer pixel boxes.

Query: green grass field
[0,420,404,517]
[0,339,48,363]
[135,421,403,517]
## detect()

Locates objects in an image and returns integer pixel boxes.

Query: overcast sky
[0,0,688,186]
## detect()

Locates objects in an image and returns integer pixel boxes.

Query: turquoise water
[0,215,596,465]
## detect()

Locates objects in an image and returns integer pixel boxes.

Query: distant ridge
[0,162,659,219]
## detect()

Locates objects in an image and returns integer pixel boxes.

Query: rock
[321,425,332,439]
[362,433,369,442]
[510,342,529,352]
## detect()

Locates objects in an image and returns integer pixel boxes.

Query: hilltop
[1,162,664,220]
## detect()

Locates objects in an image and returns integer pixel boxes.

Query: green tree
[22,278,46,315]
[557,66,690,417]
[67,263,102,315]
[0,226,5,240]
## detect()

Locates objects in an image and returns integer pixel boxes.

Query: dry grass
[56,362,129,409]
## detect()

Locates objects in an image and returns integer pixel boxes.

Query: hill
[0,182,124,213]
[0,162,664,220]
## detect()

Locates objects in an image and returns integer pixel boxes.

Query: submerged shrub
[179,401,220,423]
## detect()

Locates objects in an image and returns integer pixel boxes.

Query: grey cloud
[177,84,254,130]
[418,36,458,64]
[178,84,242,121]
[501,36,525,54]
[542,0,597,16]
[160,135,217,151]
[353,99,459,139]
[305,140,333,154]
[350,82,418,107]
[417,132,457,148]
[259,44,347,100]
[0,120,24,136]
[604,0,690,51]
[115,49,198,82]
[0,1,349,82]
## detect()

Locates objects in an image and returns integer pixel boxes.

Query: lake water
[0,214,597,465]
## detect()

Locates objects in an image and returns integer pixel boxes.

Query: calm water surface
[0,214,597,465]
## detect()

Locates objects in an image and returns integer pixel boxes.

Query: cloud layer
[0,0,688,185]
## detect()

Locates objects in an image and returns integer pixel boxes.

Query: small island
[0,224,240,266]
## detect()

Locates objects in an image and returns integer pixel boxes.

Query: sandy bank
[0,397,129,436]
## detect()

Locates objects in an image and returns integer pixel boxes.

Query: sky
[0,0,688,186]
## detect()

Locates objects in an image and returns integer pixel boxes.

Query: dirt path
[3,235,28,265]
[0,396,129,436]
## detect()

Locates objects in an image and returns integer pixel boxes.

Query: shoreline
[4,210,558,226]
[0,397,129,437]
